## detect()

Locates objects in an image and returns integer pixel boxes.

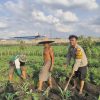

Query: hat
[19,54,27,62]
[38,38,54,44]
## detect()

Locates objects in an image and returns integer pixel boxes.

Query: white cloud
[68,0,99,10]
[0,22,8,28]
[32,9,59,24]
[55,23,73,32]
[89,25,100,33]
[32,9,78,32]
[75,21,100,36]
[32,10,47,22]
[39,0,99,10]
[38,0,68,5]
[4,0,30,18]
[32,9,78,24]
[0,0,99,38]
[4,0,25,14]
[56,9,78,22]
[95,28,100,33]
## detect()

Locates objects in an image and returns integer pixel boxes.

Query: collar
[70,44,78,49]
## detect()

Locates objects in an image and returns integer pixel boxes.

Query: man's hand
[64,64,67,69]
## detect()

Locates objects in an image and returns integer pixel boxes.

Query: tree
[79,36,95,58]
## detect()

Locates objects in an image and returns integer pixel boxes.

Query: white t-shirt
[15,58,20,69]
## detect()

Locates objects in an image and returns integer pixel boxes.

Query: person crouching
[9,54,27,82]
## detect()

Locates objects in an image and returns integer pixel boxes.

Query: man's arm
[49,47,54,71]
[72,47,83,72]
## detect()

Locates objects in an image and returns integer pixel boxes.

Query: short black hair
[69,35,78,40]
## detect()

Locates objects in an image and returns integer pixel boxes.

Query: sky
[0,0,100,38]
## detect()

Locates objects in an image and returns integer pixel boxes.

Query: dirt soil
[0,77,100,100]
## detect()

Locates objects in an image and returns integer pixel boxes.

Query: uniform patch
[76,48,82,59]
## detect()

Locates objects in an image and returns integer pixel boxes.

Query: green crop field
[0,40,100,99]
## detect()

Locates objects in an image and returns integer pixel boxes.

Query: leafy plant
[5,93,14,100]
[58,85,71,100]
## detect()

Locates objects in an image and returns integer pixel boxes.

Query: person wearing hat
[38,39,54,91]
[64,35,88,94]
[9,54,27,82]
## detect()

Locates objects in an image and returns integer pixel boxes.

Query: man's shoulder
[75,45,83,59]
[49,47,53,51]
[76,44,83,50]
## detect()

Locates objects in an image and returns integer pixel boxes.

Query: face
[44,43,49,47]
[69,38,77,47]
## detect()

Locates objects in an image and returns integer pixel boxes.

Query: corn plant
[42,87,51,97]
[26,90,39,100]
[6,93,16,100]
[58,85,71,100]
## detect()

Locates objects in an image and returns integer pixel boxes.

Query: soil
[0,77,100,100]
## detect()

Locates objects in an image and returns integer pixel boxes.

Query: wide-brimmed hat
[38,38,54,44]
[19,54,27,62]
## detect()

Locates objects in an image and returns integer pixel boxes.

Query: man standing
[64,35,88,94]
[38,39,54,92]
[9,54,27,82]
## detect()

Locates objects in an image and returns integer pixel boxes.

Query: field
[0,42,100,100]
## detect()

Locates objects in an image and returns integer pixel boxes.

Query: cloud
[4,0,32,20]
[4,0,25,15]
[55,23,73,32]
[88,25,100,33]
[94,27,100,33]
[32,9,78,33]
[56,9,79,22]
[79,15,100,34]
[38,0,99,10]
[32,9,60,24]
[0,0,99,38]
[91,16,100,25]
[0,21,8,28]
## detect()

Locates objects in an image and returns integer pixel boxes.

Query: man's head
[69,35,78,47]
[19,54,26,63]
[44,43,50,48]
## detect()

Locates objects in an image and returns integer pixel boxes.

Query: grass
[0,45,100,83]
[0,44,100,99]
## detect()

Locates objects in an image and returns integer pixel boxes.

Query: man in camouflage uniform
[65,35,88,94]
